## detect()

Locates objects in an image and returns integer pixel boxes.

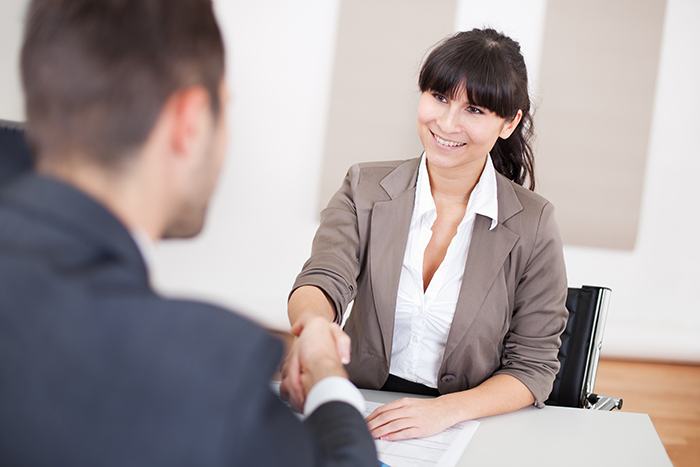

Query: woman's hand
[365,396,462,441]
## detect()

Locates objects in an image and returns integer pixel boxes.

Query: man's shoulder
[0,248,280,381]
[101,293,281,368]
[0,192,278,368]
[143,296,276,354]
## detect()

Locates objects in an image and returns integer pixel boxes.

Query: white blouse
[388,154,499,387]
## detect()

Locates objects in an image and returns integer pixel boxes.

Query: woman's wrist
[438,390,478,423]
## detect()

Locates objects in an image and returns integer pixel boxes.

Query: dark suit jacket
[0,120,33,187]
[293,158,568,406]
[0,174,376,467]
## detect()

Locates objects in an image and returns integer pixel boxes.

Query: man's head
[21,0,228,238]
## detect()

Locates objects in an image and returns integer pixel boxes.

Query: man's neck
[37,158,164,241]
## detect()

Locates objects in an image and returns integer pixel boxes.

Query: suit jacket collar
[379,158,421,200]
[495,172,523,224]
[2,173,149,284]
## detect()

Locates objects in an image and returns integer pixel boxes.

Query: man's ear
[499,109,523,140]
[166,86,211,158]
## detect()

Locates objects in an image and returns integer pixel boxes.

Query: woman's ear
[499,109,523,140]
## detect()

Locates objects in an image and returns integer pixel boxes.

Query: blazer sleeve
[493,201,568,407]
[230,332,377,467]
[291,165,361,323]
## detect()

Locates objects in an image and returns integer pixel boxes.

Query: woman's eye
[432,93,448,104]
[466,106,483,114]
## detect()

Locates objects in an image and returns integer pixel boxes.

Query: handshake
[279,315,352,411]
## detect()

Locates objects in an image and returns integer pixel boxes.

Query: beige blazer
[292,158,568,405]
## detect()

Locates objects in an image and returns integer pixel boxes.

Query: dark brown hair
[21,0,225,166]
[419,28,536,190]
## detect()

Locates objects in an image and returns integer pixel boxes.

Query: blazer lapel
[369,158,420,360]
[442,174,524,363]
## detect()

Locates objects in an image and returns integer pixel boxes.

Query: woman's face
[417,89,521,170]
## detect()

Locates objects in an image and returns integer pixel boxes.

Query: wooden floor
[595,359,700,466]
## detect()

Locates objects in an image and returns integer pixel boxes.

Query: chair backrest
[546,285,612,408]
[0,120,33,187]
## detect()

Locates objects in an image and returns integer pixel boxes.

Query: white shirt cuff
[303,376,365,417]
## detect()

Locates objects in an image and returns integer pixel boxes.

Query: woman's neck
[426,155,487,205]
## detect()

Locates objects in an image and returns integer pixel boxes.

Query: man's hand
[296,318,349,393]
[280,315,351,411]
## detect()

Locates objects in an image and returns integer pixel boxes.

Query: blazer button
[440,373,456,384]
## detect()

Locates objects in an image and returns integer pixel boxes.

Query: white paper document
[364,401,479,467]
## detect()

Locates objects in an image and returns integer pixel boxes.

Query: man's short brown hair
[21,0,225,166]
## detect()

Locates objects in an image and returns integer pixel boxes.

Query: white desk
[361,389,672,467]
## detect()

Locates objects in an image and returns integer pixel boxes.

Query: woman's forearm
[288,285,336,326]
[441,374,535,421]
[367,373,536,440]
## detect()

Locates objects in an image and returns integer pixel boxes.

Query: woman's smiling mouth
[430,130,466,148]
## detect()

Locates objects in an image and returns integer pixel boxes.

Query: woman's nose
[436,106,461,134]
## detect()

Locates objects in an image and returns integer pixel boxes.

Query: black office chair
[0,119,33,187]
[546,285,623,410]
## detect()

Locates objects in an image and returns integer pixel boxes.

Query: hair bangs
[419,39,521,119]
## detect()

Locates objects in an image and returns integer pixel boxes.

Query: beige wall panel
[319,0,457,209]
[535,0,666,249]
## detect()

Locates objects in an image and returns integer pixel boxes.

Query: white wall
[454,0,548,99]
[2,0,698,360]
[150,0,342,330]
[0,1,26,121]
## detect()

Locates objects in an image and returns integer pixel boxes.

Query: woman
[283,28,568,440]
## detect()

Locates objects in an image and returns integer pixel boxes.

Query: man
[0,1,376,466]
[0,119,32,185]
